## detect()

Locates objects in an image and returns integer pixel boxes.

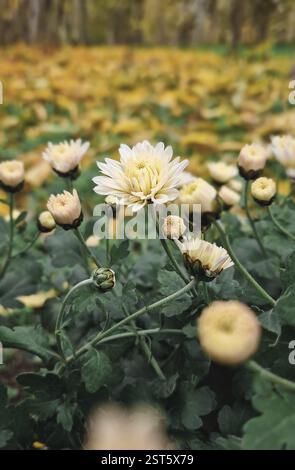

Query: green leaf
[181,386,216,430]
[0,430,13,448]
[56,402,76,432]
[158,270,191,317]
[218,403,253,436]
[14,211,27,226]
[0,325,53,361]
[259,310,281,335]
[151,373,178,398]
[110,240,129,265]
[242,391,295,449]
[17,372,62,399]
[81,348,112,393]
[274,286,295,327]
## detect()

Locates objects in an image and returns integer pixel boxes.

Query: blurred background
[0,0,295,48]
[0,0,294,215]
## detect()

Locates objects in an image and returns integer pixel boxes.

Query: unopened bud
[92,268,116,291]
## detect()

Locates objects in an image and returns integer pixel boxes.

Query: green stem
[74,227,101,268]
[213,219,276,307]
[247,360,295,392]
[202,281,210,304]
[66,278,196,363]
[87,328,185,346]
[121,301,166,380]
[267,206,295,242]
[66,178,73,192]
[0,194,14,281]
[244,181,267,257]
[12,232,40,258]
[55,278,93,358]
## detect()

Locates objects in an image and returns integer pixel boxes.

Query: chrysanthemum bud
[219,185,240,209]
[176,236,233,281]
[238,143,267,180]
[37,211,56,233]
[162,215,186,239]
[47,189,83,230]
[197,300,261,365]
[0,160,24,193]
[271,135,295,178]
[228,178,243,193]
[92,267,116,291]
[207,161,238,184]
[42,139,89,179]
[251,177,276,206]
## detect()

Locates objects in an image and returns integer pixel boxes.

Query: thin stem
[213,219,276,307]
[267,206,295,242]
[87,328,185,346]
[66,278,196,363]
[202,281,210,304]
[74,227,101,268]
[244,180,267,257]
[152,209,190,284]
[55,278,93,358]
[121,301,166,380]
[66,178,73,192]
[247,360,295,392]
[0,194,14,281]
[12,232,40,258]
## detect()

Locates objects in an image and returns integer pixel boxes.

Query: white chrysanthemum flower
[93,140,188,212]
[176,235,233,280]
[198,301,261,365]
[162,215,186,239]
[177,171,197,187]
[47,189,82,229]
[0,160,24,191]
[271,135,295,177]
[42,139,89,175]
[207,161,238,184]
[178,178,217,214]
[228,178,243,193]
[238,143,267,179]
[219,185,240,208]
[251,177,276,206]
[85,404,171,450]
[38,210,56,233]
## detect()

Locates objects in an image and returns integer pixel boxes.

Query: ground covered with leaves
[0,45,295,450]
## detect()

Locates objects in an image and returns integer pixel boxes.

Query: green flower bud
[92,268,116,291]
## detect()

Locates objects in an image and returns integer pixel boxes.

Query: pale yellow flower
[0,160,24,190]
[84,404,171,450]
[38,210,56,232]
[238,143,267,179]
[228,178,243,193]
[198,300,261,365]
[219,185,240,207]
[178,178,217,214]
[43,139,89,175]
[271,135,295,178]
[251,177,276,205]
[93,140,188,212]
[176,235,233,280]
[207,161,237,184]
[47,189,82,228]
[162,215,186,239]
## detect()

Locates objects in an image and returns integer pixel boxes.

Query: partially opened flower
[178,178,218,214]
[43,139,89,178]
[207,161,238,184]
[176,235,233,281]
[219,185,240,209]
[37,211,56,233]
[197,300,261,365]
[93,140,188,212]
[228,178,243,193]
[271,135,295,178]
[162,215,186,239]
[47,189,82,230]
[238,143,267,179]
[251,177,276,206]
[84,404,171,450]
[0,160,24,192]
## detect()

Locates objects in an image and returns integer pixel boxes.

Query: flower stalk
[244,180,267,257]
[267,206,295,242]
[0,194,15,280]
[212,219,276,307]
[247,360,295,392]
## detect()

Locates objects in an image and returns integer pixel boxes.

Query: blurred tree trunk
[230,0,244,50]
[27,0,41,43]
[72,0,88,44]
